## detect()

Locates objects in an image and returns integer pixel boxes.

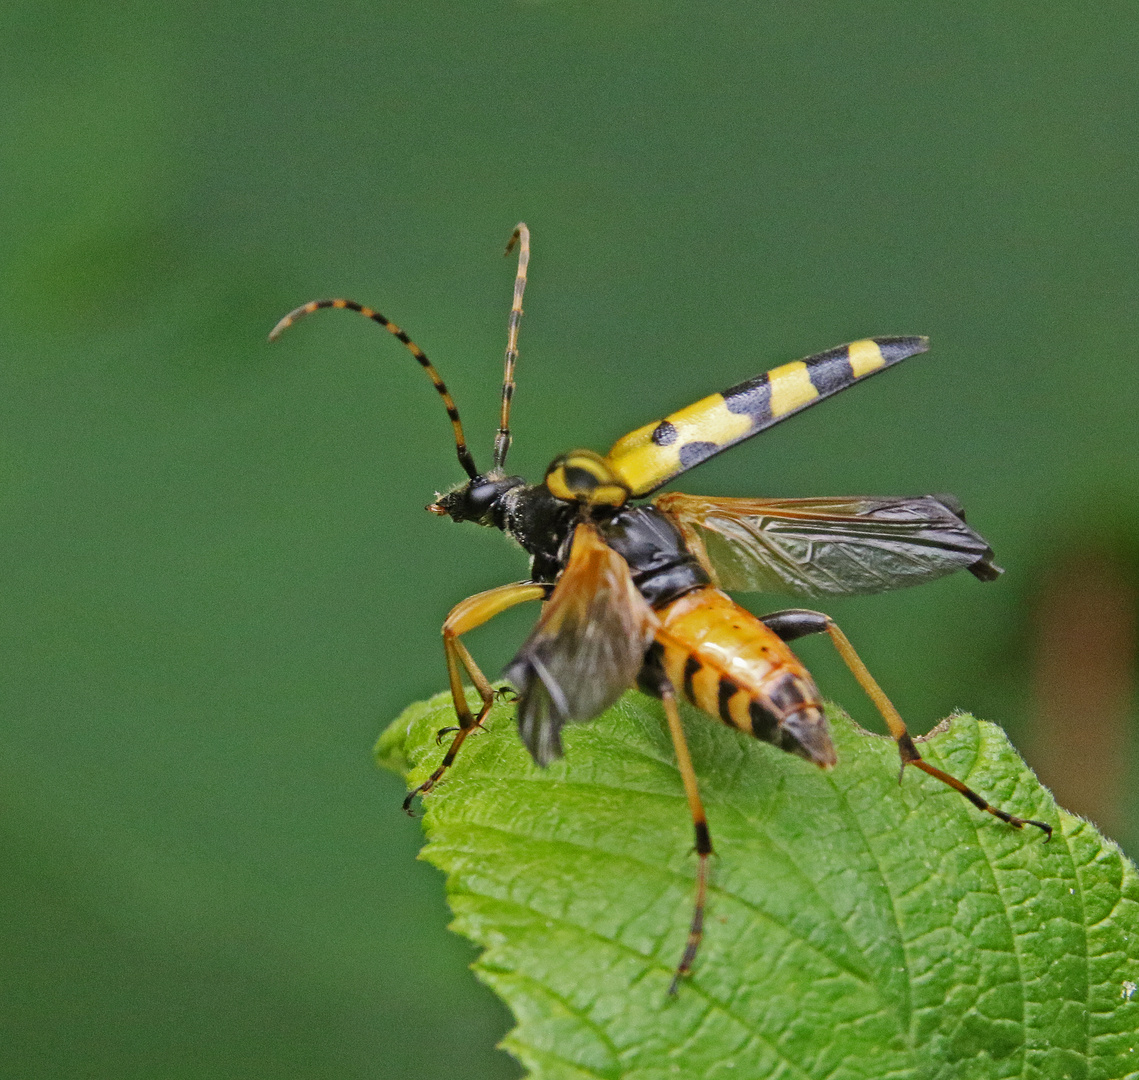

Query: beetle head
[428,474,525,525]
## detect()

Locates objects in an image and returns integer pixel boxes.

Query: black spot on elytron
[875,336,930,364]
[717,677,737,725]
[652,420,678,446]
[722,373,772,423]
[682,656,700,703]
[678,441,719,469]
[503,383,514,401]
[749,700,780,742]
[694,820,713,855]
[562,465,599,491]
[804,345,854,396]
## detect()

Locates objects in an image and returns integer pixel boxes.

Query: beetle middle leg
[402,581,549,814]
[640,650,715,993]
[760,609,1051,838]
[660,683,715,994]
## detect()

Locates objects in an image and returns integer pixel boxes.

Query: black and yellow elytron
[271,225,1049,993]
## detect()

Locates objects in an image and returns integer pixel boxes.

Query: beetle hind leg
[760,609,1052,839]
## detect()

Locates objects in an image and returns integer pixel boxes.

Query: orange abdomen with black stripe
[651,587,837,767]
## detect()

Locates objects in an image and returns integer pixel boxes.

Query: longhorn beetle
[271,224,1050,993]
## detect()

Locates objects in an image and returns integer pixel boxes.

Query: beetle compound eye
[545,450,630,507]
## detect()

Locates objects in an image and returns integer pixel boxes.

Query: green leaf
[376,692,1139,1079]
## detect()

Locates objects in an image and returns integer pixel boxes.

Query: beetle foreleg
[402,581,549,815]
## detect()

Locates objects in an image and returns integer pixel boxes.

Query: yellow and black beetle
[271,225,1049,993]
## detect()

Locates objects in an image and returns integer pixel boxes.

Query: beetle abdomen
[649,587,837,768]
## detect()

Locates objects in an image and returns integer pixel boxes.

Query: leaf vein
[459,889,820,1080]
[432,812,875,988]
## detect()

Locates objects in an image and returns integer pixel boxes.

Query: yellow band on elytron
[847,338,885,377]
[767,360,818,417]
[606,391,752,496]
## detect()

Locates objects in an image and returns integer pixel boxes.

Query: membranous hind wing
[504,523,660,766]
[605,337,928,497]
[656,492,1002,598]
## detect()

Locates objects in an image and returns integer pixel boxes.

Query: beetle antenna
[493,222,530,471]
[269,298,479,480]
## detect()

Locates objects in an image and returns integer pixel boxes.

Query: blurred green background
[2,1,1137,1076]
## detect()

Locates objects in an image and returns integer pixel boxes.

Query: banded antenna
[269,297,479,480]
[493,222,530,471]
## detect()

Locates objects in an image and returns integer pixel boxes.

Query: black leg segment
[760,607,1052,839]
